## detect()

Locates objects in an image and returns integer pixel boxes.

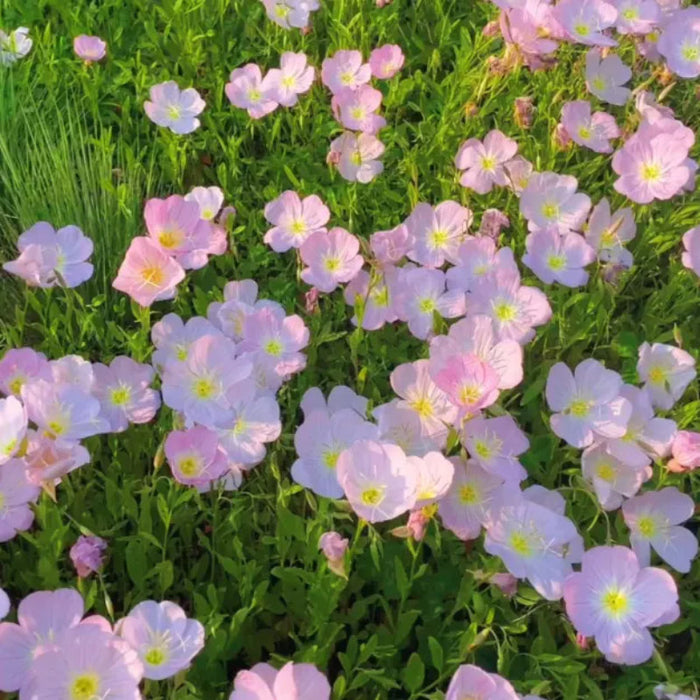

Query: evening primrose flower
[523,229,596,287]
[0,348,50,397]
[263,51,315,106]
[446,238,518,294]
[117,600,204,680]
[585,198,635,268]
[300,228,364,293]
[165,426,229,488]
[669,430,700,472]
[23,431,90,487]
[585,48,632,105]
[328,131,385,183]
[554,0,618,46]
[373,400,446,456]
[560,100,620,153]
[332,85,386,134]
[370,224,411,265]
[520,172,591,234]
[300,385,368,419]
[92,357,161,432]
[343,267,399,331]
[0,27,32,65]
[623,487,698,573]
[438,458,505,540]
[112,237,186,307]
[581,443,650,510]
[263,191,330,252]
[321,49,371,93]
[50,355,94,391]
[3,221,94,289]
[73,35,107,62]
[657,7,700,79]
[0,395,26,464]
[409,451,454,506]
[337,440,417,523]
[682,226,700,277]
[229,661,331,700]
[433,353,500,417]
[151,314,223,372]
[225,64,278,119]
[637,342,696,410]
[469,269,552,345]
[462,415,529,483]
[0,459,40,543]
[563,545,679,664]
[406,200,473,268]
[319,531,349,577]
[291,408,379,498]
[445,664,519,700]
[144,81,205,134]
[70,535,107,578]
[613,0,660,34]
[546,359,631,448]
[369,44,405,79]
[455,130,518,195]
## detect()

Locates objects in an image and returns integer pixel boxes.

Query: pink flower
[300,385,368,419]
[469,270,552,345]
[117,600,204,680]
[369,44,404,79]
[546,359,631,448]
[446,238,518,293]
[438,458,505,540]
[669,430,700,471]
[92,357,160,432]
[151,314,223,371]
[25,623,144,699]
[332,85,386,134]
[344,267,398,330]
[563,545,679,664]
[229,661,330,700]
[637,342,696,410]
[455,130,518,194]
[3,221,93,288]
[319,531,349,577]
[0,395,26,464]
[612,116,694,204]
[585,198,635,268]
[300,228,364,293]
[22,379,108,440]
[585,49,632,105]
[260,0,320,30]
[23,431,90,487]
[433,353,500,417]
[554,0,618,46]
[499,2,560,67]
[328,131,385,183]
[484,486,583,600]
[410,451,454,506]
[291,408,379,498]
[263,191,330,252]
[337,440,417,523]
[370,224,411,265]
[73,35,106,62]
[70,535,107,578]
[0,348,50,397]
[682,226,700,277]
[263,51,314,106]
[112,237,186,307]
[581,443,651,510]
[462,415,528,483]
[144,81,205,134]
[519,172,591,234]
[321,50,371,94]
[504,156,534,194]
[392,266,466,340]
[225,64,278,119]
[478,208,511,240]
[406,201,472,267]
[445,664,519,700]
[430,315,523,390]
[657,8,700,79]
[623,487,698,573]
[613,0,660,34]
[165,426,229,488]
[0,459,39,543]
[561,100,620,153]
[523,229,596,287]
[373,400,446,455]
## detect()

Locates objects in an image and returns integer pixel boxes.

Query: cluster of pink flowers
[113,186,234,306]
[324,46,404,183]
[153,279,307,490]
[258,0,320,31]
[0,589,204,696]
[0,348,161,541]
[3,222,94,289]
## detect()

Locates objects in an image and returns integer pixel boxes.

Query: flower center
[474,439,496,460]
[600,229,616,247]
[145,647,168,665]
[596,462,615,482]
[167,105,182,121]
[541,202,559,220]
[110,385,131,406]
[175,344,188,361]
[637,515,657,538]
[410,397,433,418]
[648,366,666,385]
[178,456,201,477]
[158,228,183,249]
[418,297,436,314]
[324,256,341,272]
[574,22,590,36]
[70,673,99,700]
[481,155,496,172]
[47,419,67,436]
[274,3,290,18]
[493,301,517,322]
[459,484,479,504]
[459,384,482,405]
[592,76,606,91]
[568,399,590,418]
[547,254,567,271]
[193,378,216,399]
[8,375,25,394]
[290,219,306,235]
[349,150,363,166]
[350,107,365,120]
[281,75,296,88]
[340,71,354,85]
[509,532,532,557]
[1,438,17,456]
[361,487,383,505]
[429,229,449,249]
[641,163,661,182]
[232,417,248,436]
[601,588,629,618]
[141,265,165,287]
[371,285,389,307]
[681,44,700,62]
[322,449,341,469]
[248,88,261,102]
[577,126,592,140]
[264,339,283,357]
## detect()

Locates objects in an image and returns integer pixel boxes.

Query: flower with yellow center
[248,88,261,102]
[574,22,590,36]
[592,76,607,92]
[647,366,667,385]
[568,399,590,418]
[459,384,482,405]
[166,105,181,121]
[601,587,629,618]
[70,673,100,700]
[641,163,661,182]
[681,44,699,62]
[509,531,533,557]
[264,339,283,357]
[192,378,216,400]
[8,375,25,395]
[290,219,306,236]
[493,301,517,322]
[141,265,165,287]
[324,256,341,272]
[578,126,592,140]
[410,396,433,418]
[418,297,436,314]
[596,462,616,482]
[637,515,657,538]
[361,487,383,506]
[178,456,201,478]
[547,254,567,271]
[428,229,449,249]
[145,647,168,665]
[340,71,354,85]
[322,448,341,469]
[350,107,365,120]
[281,75,296,88]
[541,202,559,220]
[459,484,479,504]
[158,228,184,250]
[349,150,363,166]
[110,385,131,407]
[481,155,496,171]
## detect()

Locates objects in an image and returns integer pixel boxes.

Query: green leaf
[401,653,425,692]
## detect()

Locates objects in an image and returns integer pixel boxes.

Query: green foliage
[0,0,699,698]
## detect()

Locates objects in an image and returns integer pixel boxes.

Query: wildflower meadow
[1,0,700,698]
